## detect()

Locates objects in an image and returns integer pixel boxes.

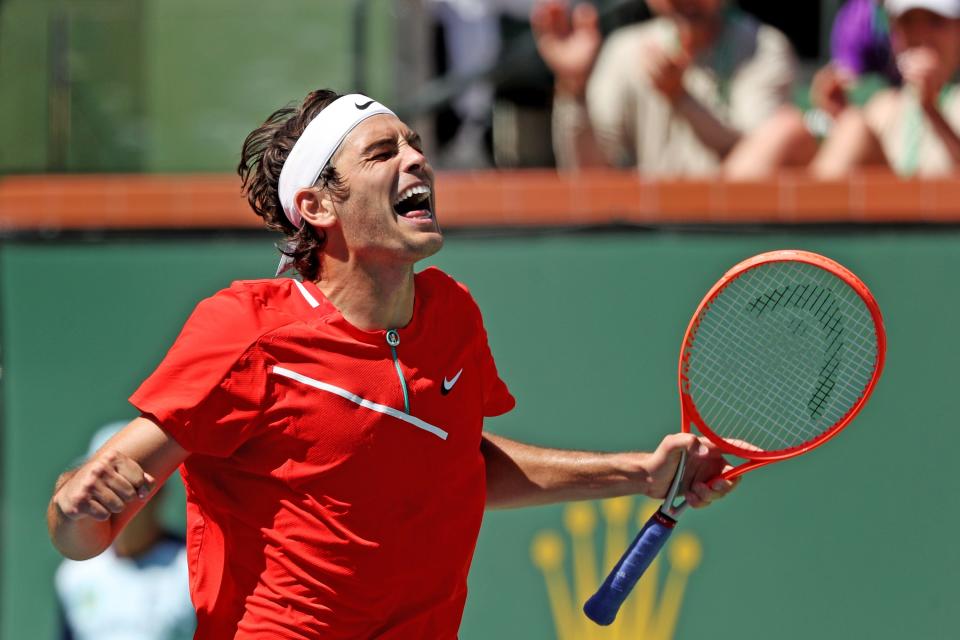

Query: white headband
[278,93,395,228]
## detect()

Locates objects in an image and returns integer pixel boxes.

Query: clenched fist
[55,449,156,522]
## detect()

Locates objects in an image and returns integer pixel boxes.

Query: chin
[414,232,444,260]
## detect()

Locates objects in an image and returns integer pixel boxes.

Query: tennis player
[47,89,737,639]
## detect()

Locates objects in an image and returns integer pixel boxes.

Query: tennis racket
[583,249,886,626]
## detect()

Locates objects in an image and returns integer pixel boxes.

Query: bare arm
[481,431,736,510]
[48,416,189,560]
[531,0,613,169]
[896,48,960,166]
[922,102,960,165]
[551,94,614,169]
[673,90,742,157]
[811,90,894,179]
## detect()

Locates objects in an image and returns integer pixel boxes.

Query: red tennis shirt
[129,267,515,639]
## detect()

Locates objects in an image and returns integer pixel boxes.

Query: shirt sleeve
[129,285,272,457]
[441,269,516,418]
[473,309,515,418]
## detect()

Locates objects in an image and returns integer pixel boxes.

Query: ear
[294,187,338,230]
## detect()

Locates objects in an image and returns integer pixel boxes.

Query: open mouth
[393,184,433,220]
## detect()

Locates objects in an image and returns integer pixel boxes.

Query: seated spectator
[54,422,195,640]
[532,0,812,179]
[812,0,960,178]
[810,0,899,124]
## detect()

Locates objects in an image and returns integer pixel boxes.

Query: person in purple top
[813,0,900,119]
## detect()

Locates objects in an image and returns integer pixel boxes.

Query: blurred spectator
[532,0,811,179]
[811,0,899,122]
[431,0,502,168]
[54,422,194,640]
[430,0,538,168]
[812,0,960,178]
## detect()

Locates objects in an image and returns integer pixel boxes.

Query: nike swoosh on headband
[277,94,395,232]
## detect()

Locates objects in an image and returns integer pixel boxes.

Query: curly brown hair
[238,89,351,281]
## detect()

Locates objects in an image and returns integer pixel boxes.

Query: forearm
[674,91,741,157]
[482,432,655,509]
[923,102,960,165]
[47,418,182,560]
[48,470,114,560]
[552,92,612,169]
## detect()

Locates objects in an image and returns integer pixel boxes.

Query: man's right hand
[55,450,156,522]
[531,0,603,98]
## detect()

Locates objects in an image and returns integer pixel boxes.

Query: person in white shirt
[54,422,195,640]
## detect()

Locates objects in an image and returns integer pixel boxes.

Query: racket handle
[583,510,677,626]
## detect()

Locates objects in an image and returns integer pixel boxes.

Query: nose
[400,142,428,174]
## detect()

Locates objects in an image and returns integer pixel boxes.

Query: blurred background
[1,0,958,638]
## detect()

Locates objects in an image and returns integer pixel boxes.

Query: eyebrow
[360,137,396,157]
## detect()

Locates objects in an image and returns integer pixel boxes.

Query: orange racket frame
[585,249,886,627]
[678,249,887,480]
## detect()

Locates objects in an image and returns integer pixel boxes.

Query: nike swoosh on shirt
[441,369,463,395]
[355,100,375,110]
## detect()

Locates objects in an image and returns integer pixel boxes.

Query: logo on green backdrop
[530,497,701,640]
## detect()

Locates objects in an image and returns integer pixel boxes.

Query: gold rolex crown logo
[531,497,701,640]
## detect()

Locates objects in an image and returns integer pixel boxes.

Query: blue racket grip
[583,510,677,626]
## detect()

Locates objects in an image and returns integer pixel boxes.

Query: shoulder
[719,10,790,55]
[754,22,794,55]
[729,14,793,59]
[591,19,672,92]
[156,278,317,372]
[417,266,475,301]
[724,14,796,84]
[417,267,483,321]
[197,278,309,316]
[183,279,311,340]
[602,19,665,56]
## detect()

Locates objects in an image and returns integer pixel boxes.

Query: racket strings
[688,324,820,450]
[752,284,847,421]
[700,280,872,448]
[693,289,845,448]
[684,261,879,453]
[692,264,876,449]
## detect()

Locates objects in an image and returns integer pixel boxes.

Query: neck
[673,15,724,55]
[315,258,416,330]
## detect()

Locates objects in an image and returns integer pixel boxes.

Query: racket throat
[660,449,689,518]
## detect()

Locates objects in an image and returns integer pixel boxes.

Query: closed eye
[364,145,398,162]
[406,132,423,152]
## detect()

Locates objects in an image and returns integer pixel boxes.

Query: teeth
[394,184,431,206]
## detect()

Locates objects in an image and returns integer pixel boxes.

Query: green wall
[0,0,396,173]
[1,229,957,638]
